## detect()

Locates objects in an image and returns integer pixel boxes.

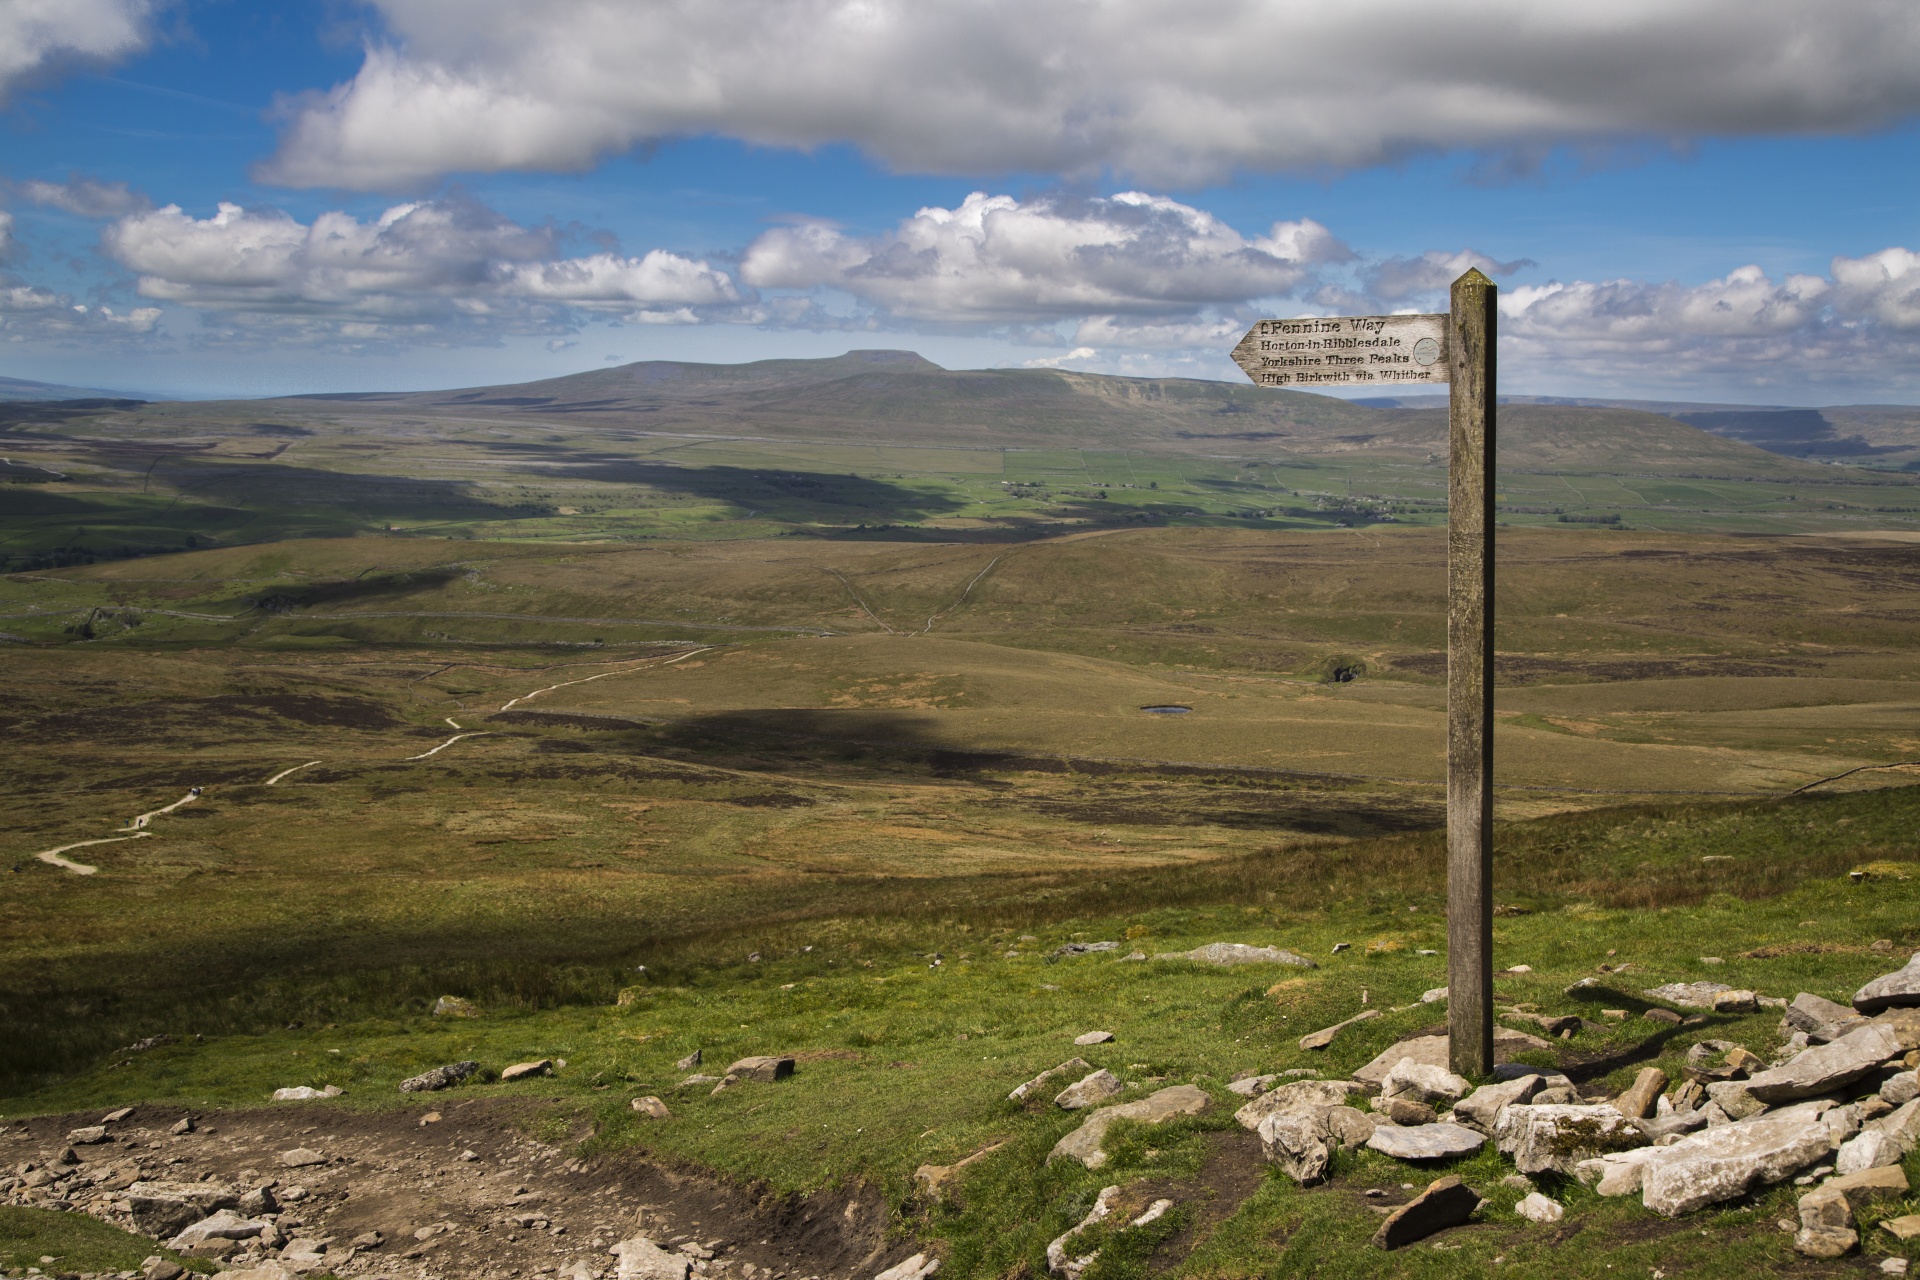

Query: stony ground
[2,1101,912,1280]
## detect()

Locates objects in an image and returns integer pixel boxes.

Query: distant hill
[1358,390,1920,469]
[270,348,1845,478]
[0,374,146,402]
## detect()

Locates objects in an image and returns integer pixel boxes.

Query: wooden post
[1446,268,1497,1079]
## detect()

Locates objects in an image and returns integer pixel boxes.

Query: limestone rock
[1351,1029,1553,1086]
[1825,1164,1909,1205]
[1876,1008,1920,1051]
[1854,951,1920,1014]
[1046,1186,1117,1279]
[612,1236,692,1280]
[631,1096,670,1119]
[1152,943,1315,968]
[167,1209,273,1251]
[1055,1070,1123,1111]
[1493,1104,1647,1175]
[1233,1079,1360,1131]
[1881,1070,1920,1107]
[1638,1104,1835,1216]
[497,1059,550,1082]
[1745,1025,1901,1102]
[1298,1008,1379,1051]
[1454,1076,1543,1133]
[874,1254,940,1280]
[1514,1192,1564,1224]
[675,1049,701,1071]
[1383,1098,1437,1126]
[1370,1175,1482,1250]
[1882,1214,1920,1241]
[125,1182,239,1237]
[1835,1099,1920,1174]
[1073,1031,1115,1046]
[397,1060,478,1093]
[1010,1058,1092,1103]
[217,1265,297,1280]
[279,1147,326,1168]
[1226,1074,1278,1098]
[1326,1106,1377,1149]
[1643,981,1733,1010]
[1054,941,1119,957]
[726,1055,794,1082]
[1258,1110,1332,1185]
[1612,1067,1669,1120]
[1049,1085,1211,1169]
[1574,1148,1661,1196]
[1788,992,1857,1034]
[1421,987,1448,1004]
[432,995,478,1018]
[1705,1081,1768,1121]
[1366,1122,1486,1161]
[270,1086,342,1101]
[1795,1185,1858,1258]
[1380,1060,1470,1105]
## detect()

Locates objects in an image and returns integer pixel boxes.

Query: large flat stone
[1381,1060,1470,1105]
[1745,1025,1901,1103]
[1453,1076,1543,1133]
[1055,1070,1122,1111]
[612,1236,692,1280]
[1152,942,1315,968]
[1787,992,1858,1034]
[1233,1079,1360,1131]
[1366,1122,1486,1161]
[1642,982,1733,1010]
[125,1181,239,1237]
[1370,1176,1482,1250]
[1351,1029,1554,1086]
[1493,1104,1647,1175]
[1835,1099,1920,1174]
[1298,1009,1379,1051]
[1638,1104,1835,1216]
[1854,951,1920,1014]
[1049,1085,1211,1169]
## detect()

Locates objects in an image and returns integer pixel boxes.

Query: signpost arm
[1446,268,1497,1079]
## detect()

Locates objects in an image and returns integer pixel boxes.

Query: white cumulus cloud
[96,196,737,342]
[740,192,1337,323]
[263,0,1920,189]
[0,0,151,101]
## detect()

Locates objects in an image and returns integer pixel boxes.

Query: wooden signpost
[1230,269,1498,1077]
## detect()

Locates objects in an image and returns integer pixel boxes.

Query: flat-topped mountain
[268,348,1846,476]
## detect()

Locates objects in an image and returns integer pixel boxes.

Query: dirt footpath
[2,1100,910,1280]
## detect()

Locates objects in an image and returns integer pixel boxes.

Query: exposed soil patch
[1140,1128,1266,1270]
[2,1101,916,1280]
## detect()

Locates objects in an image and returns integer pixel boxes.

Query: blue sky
[3,0,1919,402]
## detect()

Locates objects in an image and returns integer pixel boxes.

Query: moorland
[2,352,1918,1280]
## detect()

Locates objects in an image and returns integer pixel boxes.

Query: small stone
[419,1110,441,1125]
[725,1055,795,1082]
[1073,1031,1115,1046]
[1055,1070,1123,1111]
[874,1253,940,1280]
[1643,982,1733,1010]
[1054,941,1119,957]
[1880,1213,1920,1241]
[1854,951,1920,1014]
[1298,1008,1380,1051]
[500,1059,553,1082]
[1787,992,1857,1034]
[1795,1185,1858,1258]
[1644,1008,1683,1026]
[397,1061,479,1093]
[1705,1081,1769,1121]
[432,995,478,1018]
[1366,1122,1485,1161]
[1371,1175,1482,1250]
[1258,1111,1332,1185]
[1226,1074,1279,1098]
[612,1235,693,1280]
[66,1125,109,1145]
[675,1050,702,1071]
[1881,1071,1919,1107]
[1880,1258,1909,1276]
[631,1096,671,1119]
[459,1148,479,1161]
[143,1260,185,1280]
[1326,1106,1377,1149]
[278,1148,326,1168]
[1010,1059,1093,1103]
[1702,956,1725,966]
[1421,987,1448,1003]
[1384,1098,1437,1126]
[1514,1192,1563,1224]
[1454,1076,1544,1133]
[1602,1009,1627,1020]
[1612,1067,1669,1120]
[170,1116,195,1135]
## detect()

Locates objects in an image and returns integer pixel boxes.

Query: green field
[4,360,1919,1278]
